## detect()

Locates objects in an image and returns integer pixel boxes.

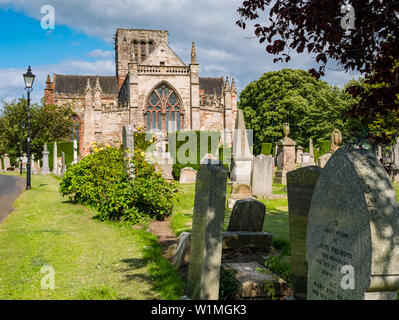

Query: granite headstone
[287,166,322,300]
[307,147,399,300]
[186,161,227,300]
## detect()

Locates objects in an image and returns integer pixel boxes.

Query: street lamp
[23,66,35,190]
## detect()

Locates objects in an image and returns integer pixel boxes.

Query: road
[0,175,25,223]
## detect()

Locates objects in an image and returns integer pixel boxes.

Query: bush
[60,145,179,224]
[314,140,331,162]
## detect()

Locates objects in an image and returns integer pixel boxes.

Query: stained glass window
[146,83,183,132]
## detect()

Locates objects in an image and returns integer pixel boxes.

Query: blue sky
[0,0,360,104]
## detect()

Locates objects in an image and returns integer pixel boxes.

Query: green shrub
[219,268,237,300]
[264,247,292,283]
[60,146,179,224]
[315,140,331,161]
[261,143,273,156]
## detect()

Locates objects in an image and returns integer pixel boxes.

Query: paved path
[0,175,25,223]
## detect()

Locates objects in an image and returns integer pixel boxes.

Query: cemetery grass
[0,174,184,300]
[170,182,290,247]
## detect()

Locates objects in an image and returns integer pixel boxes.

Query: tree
[0,97,75,163]
[236,0,399,143]
[239,69,356,154]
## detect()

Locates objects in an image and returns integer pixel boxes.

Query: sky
[0,0,360,104]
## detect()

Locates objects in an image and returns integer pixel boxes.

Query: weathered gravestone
[41,144,50,175]
[73,139,78,164]
[61,152,66,176]
[296,146,304,164]
[230,109,253,185]
[228,183,254,209]
[227,199,266,232]
[287,166,322,300]
[306,146,399,300]
[3,154,10,171]
[179,167,197,184]
[251,154,273,198]
[21,153,27,171]
[317,152,332,168]
[122,125,135,179]
[53,142,58,174]
[186,161,227,300]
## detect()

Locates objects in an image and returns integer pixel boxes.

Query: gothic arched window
[146,84,183,132]
[72,115,81,141]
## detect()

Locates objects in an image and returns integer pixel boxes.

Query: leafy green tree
[239,69,356,153]
[0,97,74,163]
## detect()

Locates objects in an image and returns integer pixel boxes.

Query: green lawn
[0,174,184,300]
[170,182,289,243]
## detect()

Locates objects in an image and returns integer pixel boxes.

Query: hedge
[261,143,273,156]
[314,140,331,162]
[47,141,76,171]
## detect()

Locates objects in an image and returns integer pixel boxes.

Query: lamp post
[23,66,35,190]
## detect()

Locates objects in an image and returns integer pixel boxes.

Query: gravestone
[274,123,297,184]
[287,166,322,300]
[228,183,254,209]
[301,153,311,167]
[307,147,399,300]
[122,125,135,179]
[230,109,253,185]
[186,161,227,300]
[392,139,399,169]
[309,139,315,165]
[61,152,66,176]
[53,142,58,174]
[22,153,28,171]
[32,154,37,175]
[73,139,78,164]
[41,144,50,175]
[3,154,10,171]
[251,154,273,198]
[179,167,197,184]
[227,199,266,232]
[317,152,332,168]
[296,146,304,164]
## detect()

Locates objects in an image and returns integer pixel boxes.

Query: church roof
[53,74,118,95]
[199,77,224,95]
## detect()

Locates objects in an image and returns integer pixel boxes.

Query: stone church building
[44,28,238,156]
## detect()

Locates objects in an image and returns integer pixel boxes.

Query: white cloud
[0,0,360,101]
[88,49,114,59]
[0,59,115,104]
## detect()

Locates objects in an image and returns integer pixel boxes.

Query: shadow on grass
[127,230,185,300]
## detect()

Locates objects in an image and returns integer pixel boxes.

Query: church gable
[141,41,186,67]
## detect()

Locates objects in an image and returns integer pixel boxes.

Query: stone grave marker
[230,109,253,185]
[186,161,227,300]
[41,144,50,175]
[22,153,27,171]
[307,147,399,300]
[251,154,273,198]
[53,142,58,174]
[227,183,254,209]
[3,154,10,171]
[179,167,197,184]
[122,125,135,179]
[227,199,266,232]
[287,166,322,300]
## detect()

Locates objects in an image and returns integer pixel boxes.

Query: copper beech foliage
[237,0,399,143]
